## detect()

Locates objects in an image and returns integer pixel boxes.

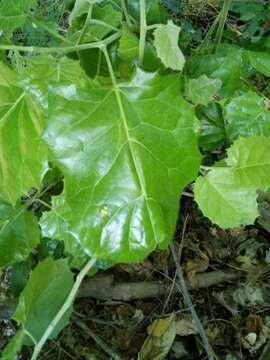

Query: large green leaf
[153,20,185,71]
[224,91,270,141]
[194,136,270,228]
[40,69,201,263]
[0,203,39,267]
[12,258,74,345]
[0,62,48,205]
[0,0,37,41]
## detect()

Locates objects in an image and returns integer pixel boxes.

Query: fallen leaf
[138,314,176,360]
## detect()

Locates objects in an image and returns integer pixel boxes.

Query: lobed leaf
[40,69,201,263]
[195,136,270,228]
[153,20,185,71]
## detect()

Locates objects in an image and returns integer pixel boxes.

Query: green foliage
[0,203,39,266]
[1,0,270,356]
[224,91,270,141]
[0,62,48,205]
[195,136,270,228]
[186,75,222,105]
[196,102,226,151]
[0,0,37,41]
[9,258,73,351]
[153,21,185,71]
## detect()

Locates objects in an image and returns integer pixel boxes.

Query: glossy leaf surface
[153,21,185,71]
[224,91,270,141]
[0,62,48,205]
[195,136,270,228]
[40,70,201,262]
[13,258,74,345]
[0,203,39,267]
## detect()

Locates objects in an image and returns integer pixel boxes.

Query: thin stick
[30,257,97,360]
[75,320,123,360]
[169,243,217,360]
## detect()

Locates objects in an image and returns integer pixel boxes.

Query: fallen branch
[0,270,242,321]
[78,270,242,301]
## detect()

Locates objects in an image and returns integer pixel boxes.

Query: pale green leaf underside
[13,258,74,345]
[186,75,222,105]
[0,62,48,205]
[195,136,270,228]
[40,69,201,262]
[153,20,185,71]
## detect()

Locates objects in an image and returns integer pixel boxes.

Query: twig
[75,320,123,360]
[170,243,217,360]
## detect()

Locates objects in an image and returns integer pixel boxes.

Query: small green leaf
[224,91,270,141]
[153,20,185,71]
[0,203,39,267]
[13,258,74,345]
[195,136,270,228]
[248,51,270,77]
[0,62,48,205]
[186,75,222,105]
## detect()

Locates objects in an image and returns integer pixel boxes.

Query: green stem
[76,4,93,46]
[30,257,97,360]
[214,0,232,49]
[0,32,121,54]
[139,0,147,67]
[121,0,132,27]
